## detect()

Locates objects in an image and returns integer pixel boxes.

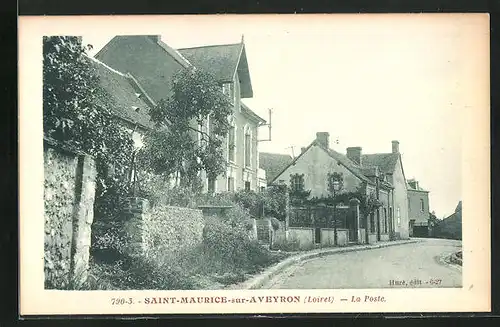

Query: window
[383,208,388,233]
[245,181,251,191]
[420,199,425,212]
[228,124,236,162]
[208,177,215,193]
[227,177,235,192]
[260,186,265,192]
[397,207,401,226]
[290,174,305,192]
[244,126,251,167]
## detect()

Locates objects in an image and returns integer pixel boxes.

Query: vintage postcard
[19,14,490,315]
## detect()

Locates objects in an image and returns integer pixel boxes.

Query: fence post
[70,154,97,289]
[349,198,361,244]
[284,187,290,241]
[122,197,150,258]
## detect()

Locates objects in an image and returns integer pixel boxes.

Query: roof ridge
[177,42,242,51]
[153,38,194,69]
[362,152,394,156]
[87,55,128,77]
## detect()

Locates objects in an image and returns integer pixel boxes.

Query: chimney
[392,140,400,154]
[301,147,306,154]
[316,132,330,149]
[346,147,362,165]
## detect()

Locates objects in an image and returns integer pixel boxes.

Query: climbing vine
[43,36,135,219]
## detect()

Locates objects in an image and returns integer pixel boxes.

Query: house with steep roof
[407,179,431,237]
[270,132,411,242]
[95,35,267,193]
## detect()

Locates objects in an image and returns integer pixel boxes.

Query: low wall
[256,219,272,244]
[147,204,205,257]
[320,228,348,247]
[359,228,366,244]
[368,233,378,244]
[44,139,96,289]
[288,227,315,250]
[380,233,390,241]
[248,218,258,241]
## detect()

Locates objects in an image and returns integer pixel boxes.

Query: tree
[43,36,135,218]
[138,68,233,190]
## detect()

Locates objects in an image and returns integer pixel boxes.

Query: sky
[80,14,484,218]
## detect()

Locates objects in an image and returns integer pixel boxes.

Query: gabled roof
[322,144,373,184]
[95,35,189,103]
[259,152,293,184]
[361,153,399,174]
[269,140,375,186]
[178,40,253,98]
[89,57,154,130]
[241,101,266,124]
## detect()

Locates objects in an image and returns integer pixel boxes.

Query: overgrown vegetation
[138,68,233,190]
[44,36,290,291]
[43,36,135,221]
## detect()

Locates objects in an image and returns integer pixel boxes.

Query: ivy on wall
[43,36,135,219]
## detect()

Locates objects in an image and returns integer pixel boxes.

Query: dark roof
[259,152,293,184]
[268,140,375,186]
[178,42,253,98]
[241,101,266,124]
[361,153,399,174]
[178,43,241,82]
[455,201,462,213]
[323,144,373,184]
[90,58,154,129]
[95,35,188,103]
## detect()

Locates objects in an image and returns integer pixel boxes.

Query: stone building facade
[95,35,267,193]
[407,179,430,237]
[270,132,411,242]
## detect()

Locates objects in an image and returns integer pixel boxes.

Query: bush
[90,219,128,263]
[202,216,276,273]
[87,252,198,290]
[271,239,301,252]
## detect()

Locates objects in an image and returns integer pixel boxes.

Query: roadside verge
[227,239,421,290]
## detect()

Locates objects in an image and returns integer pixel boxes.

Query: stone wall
[256,218,272,244]
[359,228,366,244]
[146,204,205,257]
[44,139,96,289]
[248,218,258,241]
[288,227,315,250]
[320,228,348,247]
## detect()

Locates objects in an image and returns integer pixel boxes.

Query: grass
[85,242,290,290]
